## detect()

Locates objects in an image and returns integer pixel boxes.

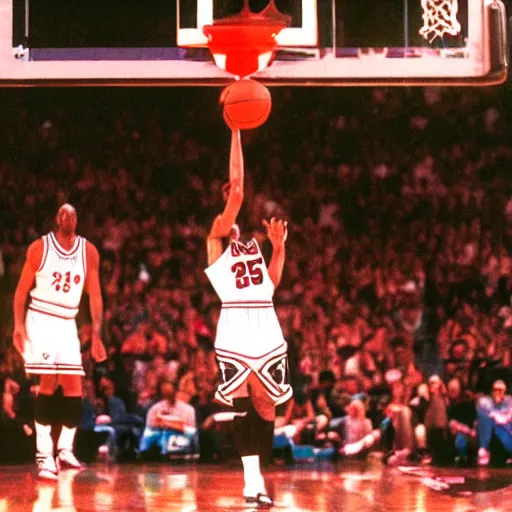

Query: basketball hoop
[203,0,290,79]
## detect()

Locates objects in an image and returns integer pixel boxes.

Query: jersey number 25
[231,258,264,289]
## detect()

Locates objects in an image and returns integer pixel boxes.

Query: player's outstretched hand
[262,217,288,247]
[92,331,107,363]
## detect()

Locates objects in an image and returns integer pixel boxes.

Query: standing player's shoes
[244,493,273,508]
[57,450,85,469]
[36,455,59,481]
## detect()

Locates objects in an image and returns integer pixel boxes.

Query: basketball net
[419,0,462,43]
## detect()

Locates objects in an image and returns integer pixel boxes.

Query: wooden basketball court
[0,461,511,511]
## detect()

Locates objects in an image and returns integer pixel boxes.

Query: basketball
[221,79,272,130]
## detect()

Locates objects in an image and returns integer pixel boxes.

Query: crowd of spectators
[1,83,512,466]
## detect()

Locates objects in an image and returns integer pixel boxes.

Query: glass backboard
[0,0,508,86]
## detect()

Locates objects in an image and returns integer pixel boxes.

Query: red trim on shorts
[26,367,85,375]
[26,364,83,370]
[257,353,289,394]
[28,306,76,320]
[221,300,274,309]
[49,232,81,257]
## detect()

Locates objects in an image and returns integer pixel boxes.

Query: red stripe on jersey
[223,300,273,304]
[28,306,76,320]
[222,305,274,309]
[31,296,79,310]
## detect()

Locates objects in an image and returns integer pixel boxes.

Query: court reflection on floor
[0,463,512,512]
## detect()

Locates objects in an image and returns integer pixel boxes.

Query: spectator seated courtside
[139,377,199,460]
[477,379,512,466]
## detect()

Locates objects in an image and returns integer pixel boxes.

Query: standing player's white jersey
[205,238,274,306]
[29,232,87,320]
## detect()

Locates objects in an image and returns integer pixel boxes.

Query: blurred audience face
[492,380,507,405]
[160,381,177,404]
[447,378,461,401]
[344,377,359,396]
[346,400,365,420]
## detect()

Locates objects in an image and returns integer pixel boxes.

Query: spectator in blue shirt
[477,379,512,465]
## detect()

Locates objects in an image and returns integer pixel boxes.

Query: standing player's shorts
[214,304,293,407]
[24,309,85,376]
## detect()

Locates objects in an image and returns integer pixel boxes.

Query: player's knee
[58,374,83,397]
[253,399,275,422]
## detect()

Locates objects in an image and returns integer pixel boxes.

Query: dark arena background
[2,0,512,511]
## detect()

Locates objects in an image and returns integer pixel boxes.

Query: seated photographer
[139,376,198,460]
[477,379,512,466]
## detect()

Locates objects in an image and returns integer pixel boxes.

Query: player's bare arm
[206,217,225,266]
[209,129,244,239]
[85,241,107,363]
[12,239,43,355]
[207,130,244,265]
[263,217,288,291]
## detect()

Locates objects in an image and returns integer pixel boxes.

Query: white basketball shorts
[213,306,292,407]
[24,309,85,376]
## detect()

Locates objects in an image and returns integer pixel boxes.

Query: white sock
[57,426,77,452]
[35,422,53,457]
[241,455,265,495]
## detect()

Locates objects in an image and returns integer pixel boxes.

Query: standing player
[205,130,292,507]
[13,204,106,480]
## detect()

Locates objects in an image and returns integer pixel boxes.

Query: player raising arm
[204,128,291,507]
[207,129,244,265]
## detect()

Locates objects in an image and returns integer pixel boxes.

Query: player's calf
[56,394,84,469]
[34,393,59,479]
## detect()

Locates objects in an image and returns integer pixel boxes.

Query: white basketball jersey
[205,238,275,305]
[29,232,87,319]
